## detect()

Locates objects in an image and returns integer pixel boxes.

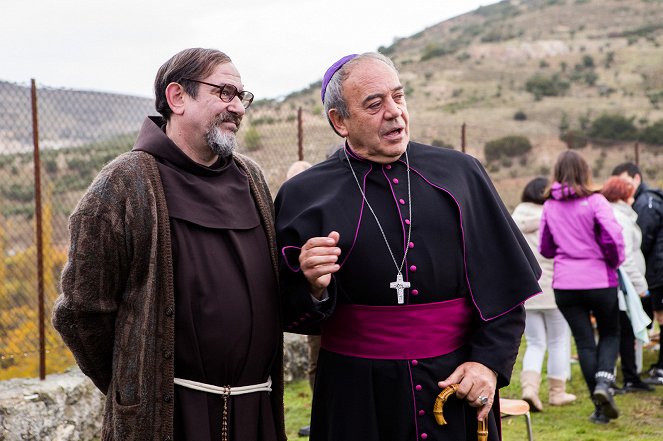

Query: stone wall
[0,333,309,440]
[0,370,104,441]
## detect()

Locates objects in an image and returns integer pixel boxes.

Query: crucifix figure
[389,273,411,304]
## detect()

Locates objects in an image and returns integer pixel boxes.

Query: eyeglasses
[181,78,254,109]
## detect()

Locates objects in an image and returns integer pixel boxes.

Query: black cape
[275,142,541,441]
[276,142,541,323]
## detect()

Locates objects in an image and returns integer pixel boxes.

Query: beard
[205,112,241,158]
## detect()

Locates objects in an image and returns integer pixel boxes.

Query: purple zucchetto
[320,54,359,103]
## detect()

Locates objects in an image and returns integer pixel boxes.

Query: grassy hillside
[245,0,663,207]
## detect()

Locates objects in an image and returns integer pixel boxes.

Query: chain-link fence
[0,79,335,381]
[2,77,661,381]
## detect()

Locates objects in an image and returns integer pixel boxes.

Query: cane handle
[434,383,488,441]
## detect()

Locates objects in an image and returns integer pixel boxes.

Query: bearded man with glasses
[53,48,285,441]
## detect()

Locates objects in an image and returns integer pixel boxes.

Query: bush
[431,139,455,149]
[641,120,663,145]
[513,111,527,121]
[243,126,262,151]
[561,130,588,149]
[525,74,570,100]
[584,71,598,86]
[420,43,454,61]
[484,136,533,162]
[588,114,638,141]
[646,90,663,108]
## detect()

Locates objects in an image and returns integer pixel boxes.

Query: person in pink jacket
[539,150,625,424]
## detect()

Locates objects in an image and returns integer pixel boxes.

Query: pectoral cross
[389,273,410,305]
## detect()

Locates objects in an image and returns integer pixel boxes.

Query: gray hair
[323,52,399,135]
[154,48,232,121]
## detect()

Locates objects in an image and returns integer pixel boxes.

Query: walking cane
[434,384,488,441]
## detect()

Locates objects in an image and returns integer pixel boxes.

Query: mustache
[214,112,242,130]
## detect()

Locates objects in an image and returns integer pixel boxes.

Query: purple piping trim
[381,165,411,304]
[402,160,531,321]
[281,245,302,272]
[408,363,420,438]
[338,146,371,268]
[339,163,371,268]
[280,145,370,272]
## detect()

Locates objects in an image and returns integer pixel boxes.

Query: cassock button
[418,409,426,416]
[164,436,173,441]
[385,164,392,170]
[393,178,399,184]
[163,350,172,359]
[399,198,405,205]
[410,265,417,272]
[411,359,418,366]
[415,384,422,391]
[409,242,415,248]
[165,306,174,317]
[164,393,172,403]
[412,289,419,295]
[421,433,428,440]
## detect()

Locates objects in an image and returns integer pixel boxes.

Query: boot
[589,403,610,424]
[520,370,543,412]
[592,372,619,420]
[548,377,577,406]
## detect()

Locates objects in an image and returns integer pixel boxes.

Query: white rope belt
[174,376,272,396]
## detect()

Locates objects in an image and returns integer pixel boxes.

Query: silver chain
[343,147,413,277]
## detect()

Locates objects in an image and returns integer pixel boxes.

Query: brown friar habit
[54,116,285,441]
[134,118,281,441]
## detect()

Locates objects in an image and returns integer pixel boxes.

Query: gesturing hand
[299,231,341,299]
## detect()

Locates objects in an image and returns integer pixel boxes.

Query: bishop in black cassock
[275,53,541,441]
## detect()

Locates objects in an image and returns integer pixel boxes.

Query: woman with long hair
[513,177,576,412]
[539,151,625,424]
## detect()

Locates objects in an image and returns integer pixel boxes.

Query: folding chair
[499,398,534,441]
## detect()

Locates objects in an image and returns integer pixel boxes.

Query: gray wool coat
[53,150,286,441]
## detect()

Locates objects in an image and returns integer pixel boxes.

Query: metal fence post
[297,107,303,161]
[31,79,46,380]
[461,123,466,153]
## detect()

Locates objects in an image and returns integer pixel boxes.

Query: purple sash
[321,298,473,360]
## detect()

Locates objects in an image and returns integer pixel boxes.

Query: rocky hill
[0,81,152,153]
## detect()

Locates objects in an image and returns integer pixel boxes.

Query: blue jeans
[554,287,620,395]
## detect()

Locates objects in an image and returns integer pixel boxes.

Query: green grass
[284,338,663,440]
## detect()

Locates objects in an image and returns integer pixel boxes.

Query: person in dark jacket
[52,48,285,441]
[612,162,663,385]
[276,52,541,441]
[540,150,625,424]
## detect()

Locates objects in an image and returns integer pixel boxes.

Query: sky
[2,0,499,100]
